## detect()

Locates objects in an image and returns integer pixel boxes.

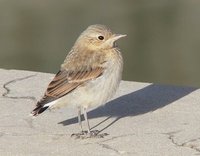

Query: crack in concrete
[165,132,200,154]
[83,133,135,155]
[2,74,37,102]
[182,138,200,154]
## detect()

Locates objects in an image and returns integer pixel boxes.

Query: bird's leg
[71,107,108,139]
[83,108,106,137]
[78,107,83,132]
[71,107,85,138]
[83,107,90,134]
[71,107,91,138]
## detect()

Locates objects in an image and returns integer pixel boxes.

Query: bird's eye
[98,36,104,40]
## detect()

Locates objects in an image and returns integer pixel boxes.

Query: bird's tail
[30,104,49,116]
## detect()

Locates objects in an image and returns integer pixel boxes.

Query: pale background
[0,0,200,87]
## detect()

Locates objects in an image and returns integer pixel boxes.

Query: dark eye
[98,36,104,40]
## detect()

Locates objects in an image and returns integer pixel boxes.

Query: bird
[30,24,126,138]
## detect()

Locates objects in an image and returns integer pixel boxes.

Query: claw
[71,130,108,139]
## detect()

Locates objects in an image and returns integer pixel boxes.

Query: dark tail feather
[31,105,49,116]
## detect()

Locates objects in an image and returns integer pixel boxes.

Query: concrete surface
[0,68,200,156]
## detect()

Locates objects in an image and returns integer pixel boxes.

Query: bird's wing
[36,67,104,106]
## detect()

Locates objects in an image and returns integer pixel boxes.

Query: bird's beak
[111,34,127,41]
[102,34,126,49]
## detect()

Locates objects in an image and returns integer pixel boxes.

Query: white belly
[50,56,123,109]
[75,61,122,108]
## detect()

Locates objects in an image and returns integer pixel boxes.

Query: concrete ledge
[0,69,200,156]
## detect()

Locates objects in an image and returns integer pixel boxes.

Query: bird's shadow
[58,84,196,132]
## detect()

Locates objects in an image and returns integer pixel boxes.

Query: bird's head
[74,24,126,51]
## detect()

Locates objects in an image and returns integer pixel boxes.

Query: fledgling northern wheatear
[31,24,126,138]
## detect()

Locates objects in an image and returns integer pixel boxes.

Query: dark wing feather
[36,67,104,107]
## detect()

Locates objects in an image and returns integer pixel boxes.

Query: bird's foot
[71,130,108,139]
